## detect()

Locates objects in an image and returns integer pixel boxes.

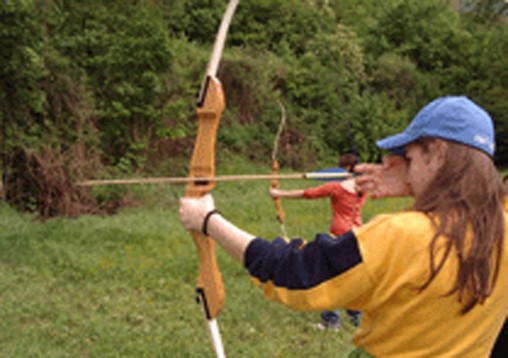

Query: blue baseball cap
[376,96,495,157]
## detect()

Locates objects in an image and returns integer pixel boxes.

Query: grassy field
[0,161,413,357]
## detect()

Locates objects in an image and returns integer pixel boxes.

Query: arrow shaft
[78,172,352,186]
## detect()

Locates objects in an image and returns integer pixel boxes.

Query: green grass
[0,165,412,357]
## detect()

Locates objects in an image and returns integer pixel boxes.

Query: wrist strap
[202,209,221,236]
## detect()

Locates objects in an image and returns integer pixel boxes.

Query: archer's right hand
[355,155,411,199]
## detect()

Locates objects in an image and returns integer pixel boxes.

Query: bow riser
[185,77,225,320]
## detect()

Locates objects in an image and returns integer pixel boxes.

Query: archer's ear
[436,139,448,158]
[430,139,448,169]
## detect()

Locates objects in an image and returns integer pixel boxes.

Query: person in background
[180,96,507,357]
[270,153,366,331]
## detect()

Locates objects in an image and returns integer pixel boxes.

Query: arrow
[77,171,352,186]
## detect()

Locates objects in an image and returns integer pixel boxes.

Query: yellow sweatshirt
[245,211,508,357]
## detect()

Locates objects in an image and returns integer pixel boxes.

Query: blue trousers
[321,309,361,326]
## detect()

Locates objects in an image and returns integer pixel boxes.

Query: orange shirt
[304,182,367,236]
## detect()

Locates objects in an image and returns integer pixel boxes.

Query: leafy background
[1,0,507,217]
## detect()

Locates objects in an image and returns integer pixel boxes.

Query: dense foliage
[1,0,507,216]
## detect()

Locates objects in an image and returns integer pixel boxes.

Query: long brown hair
[412,138,505,313]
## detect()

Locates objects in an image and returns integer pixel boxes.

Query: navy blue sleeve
[244,231,362,290]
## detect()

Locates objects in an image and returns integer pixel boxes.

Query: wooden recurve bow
[271,100,288,239]
[184,1,239,357]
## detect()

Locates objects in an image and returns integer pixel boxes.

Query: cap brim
[376,132,416,152]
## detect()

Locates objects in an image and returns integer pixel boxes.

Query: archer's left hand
[179,194,216,231]
[269,187,283,198]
